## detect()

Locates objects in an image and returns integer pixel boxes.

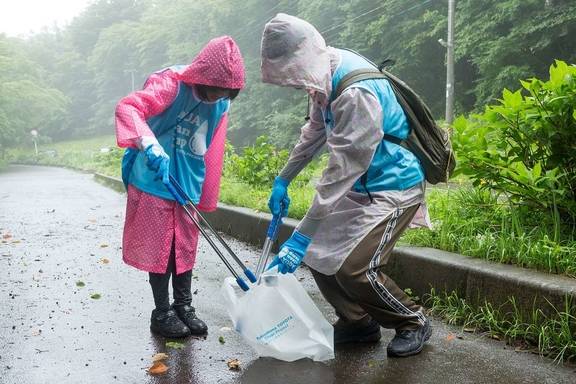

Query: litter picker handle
[165,178,250,291]
[267,212,283,240]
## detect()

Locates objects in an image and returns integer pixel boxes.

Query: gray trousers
[311,204,425,331]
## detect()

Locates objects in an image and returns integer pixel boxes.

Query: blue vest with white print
[327,49,424,192]
[124,65,229,202]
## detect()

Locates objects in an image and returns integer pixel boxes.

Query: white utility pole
[445,0,455,125]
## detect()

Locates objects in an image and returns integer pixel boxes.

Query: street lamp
[30,130,38,157]
[124,69,137,92]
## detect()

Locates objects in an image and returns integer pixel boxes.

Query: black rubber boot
[334,318,382,344]
[386,318,432,357]
[172,304,208,336]
[150,308,191,338]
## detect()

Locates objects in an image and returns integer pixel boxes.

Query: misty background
[0,0,574,152]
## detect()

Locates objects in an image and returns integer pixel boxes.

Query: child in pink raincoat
[115,36,245,338]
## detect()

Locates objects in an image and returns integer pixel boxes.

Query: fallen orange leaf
[3,234,12,239]
[446,333,456,342]
[100,258,110,264]
[148,361,168,375]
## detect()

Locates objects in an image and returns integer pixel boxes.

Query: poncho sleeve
[115,71,179,149]
[197,113,228,212]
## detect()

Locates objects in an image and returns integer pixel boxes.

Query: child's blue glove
[144,143,170,185]
[268,231,311,274]
[268,176,290,217]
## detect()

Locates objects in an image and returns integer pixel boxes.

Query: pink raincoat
[115,36,245,274]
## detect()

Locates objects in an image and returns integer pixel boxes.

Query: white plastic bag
[221,270,334,362]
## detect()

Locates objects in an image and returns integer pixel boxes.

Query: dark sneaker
[386,318,432,357]
[172,304,208,336]
[334,318,381,344]
[150,308,191,338]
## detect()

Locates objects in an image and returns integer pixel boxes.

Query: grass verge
[424,288,576,363]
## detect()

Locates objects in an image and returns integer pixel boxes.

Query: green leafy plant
[225,136,289,187]
[453,60,576,222]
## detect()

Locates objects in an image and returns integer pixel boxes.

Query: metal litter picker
[254,208,283,283]
[165,175,256,291]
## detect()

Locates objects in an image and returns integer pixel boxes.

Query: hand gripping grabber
[165,175,256,291]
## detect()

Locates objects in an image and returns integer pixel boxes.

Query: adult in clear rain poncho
[261,14,432,357]
[115,36,245,338]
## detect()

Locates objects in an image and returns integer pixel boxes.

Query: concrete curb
[94,173,576,317]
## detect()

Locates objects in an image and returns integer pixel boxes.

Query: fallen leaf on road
[90,293,101,299]
[367,360,378,368]
[76,281,85,287]
[227,359,241,371]
[166,341,185,349]
[446,333,456,342]
[218,336,225,344]
[100,258,110,264]
[12,240,21,244]
[3,234,12,239]
[100,244,109,248]
[152,353,169,362]
[148,361,168,375]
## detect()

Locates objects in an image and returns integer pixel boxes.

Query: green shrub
[453,60,576,222]
[225,136,289,187]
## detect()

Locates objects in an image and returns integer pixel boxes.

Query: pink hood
[177,36,245,90]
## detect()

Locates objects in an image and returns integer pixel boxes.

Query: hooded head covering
[260,14,332,98]
[178,36,245,90]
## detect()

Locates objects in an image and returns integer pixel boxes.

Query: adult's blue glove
[268,231,311,274]
[144,143,170,185]
[268,176,290,217]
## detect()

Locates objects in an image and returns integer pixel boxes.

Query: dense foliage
[453,60,576,222]
[0,0,575,151]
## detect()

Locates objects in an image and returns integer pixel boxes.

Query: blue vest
[122,66,229,202]
[326,49,424,192]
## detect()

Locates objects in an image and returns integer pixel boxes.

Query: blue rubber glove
[268,231,311,274]
[144,143,170,185]
[268,176,290,217]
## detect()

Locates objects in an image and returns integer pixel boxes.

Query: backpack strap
[335,69,386,98]
[337,68,407,199]
[338,69,408,142]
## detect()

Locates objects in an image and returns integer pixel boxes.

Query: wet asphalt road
[0,165,575,384]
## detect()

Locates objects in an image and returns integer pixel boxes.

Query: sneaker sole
[150,325,191,339]
[386,324,432,357]
[335,330,382,345]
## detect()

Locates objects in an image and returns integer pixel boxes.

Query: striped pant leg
[311,268,369,323]
[335,204,425,331]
